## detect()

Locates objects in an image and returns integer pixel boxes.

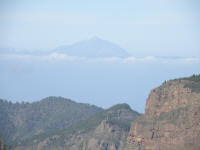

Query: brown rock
[126,79,200,150]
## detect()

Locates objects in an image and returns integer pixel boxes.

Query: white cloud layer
[0,53,200,64]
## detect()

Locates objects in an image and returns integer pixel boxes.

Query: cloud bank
[0,53,200,64]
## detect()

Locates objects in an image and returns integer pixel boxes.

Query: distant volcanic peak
[53,37,130,58]
[89,36,102,41]
[87,36,121,48]
[87,36,113,44]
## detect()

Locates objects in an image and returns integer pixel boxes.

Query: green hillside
[0,96,102,145]
[12,103,140,150]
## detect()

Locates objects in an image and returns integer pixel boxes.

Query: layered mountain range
[0,75,200,150]
[0,98,140,150]
[13,104,139,150]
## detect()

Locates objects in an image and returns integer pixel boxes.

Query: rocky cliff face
[126,76,200,150]
[14,104,140,150]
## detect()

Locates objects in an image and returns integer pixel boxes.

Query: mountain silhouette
[52,36,130,58]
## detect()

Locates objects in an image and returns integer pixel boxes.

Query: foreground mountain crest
[126,75,200,150]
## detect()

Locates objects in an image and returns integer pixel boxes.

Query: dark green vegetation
[172,74,200,82]
[172,74,200,92]
[12,103,140,150]
[0,97,102,145]
[184,81,200,92]
[181,74,200,82]
[183,74,200,92]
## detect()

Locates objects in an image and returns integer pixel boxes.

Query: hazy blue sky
[0,0,200,113]
[0,0,200,56]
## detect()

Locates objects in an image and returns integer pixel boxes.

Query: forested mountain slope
[0,96,102,145]
[13,104,140,150]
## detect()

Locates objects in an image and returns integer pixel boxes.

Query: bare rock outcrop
[126,77,200,150]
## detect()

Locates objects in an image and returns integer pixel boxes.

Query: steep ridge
[0,97,102,145]
[13,104,140,150]
[126,75,200,150]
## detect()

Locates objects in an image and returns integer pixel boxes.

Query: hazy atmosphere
[1,1,200,150]
[0,0,200,113]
